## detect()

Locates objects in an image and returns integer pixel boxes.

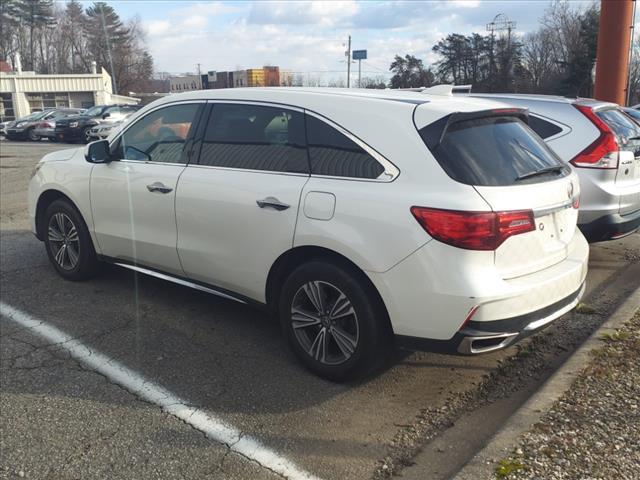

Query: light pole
[346,35,351,88]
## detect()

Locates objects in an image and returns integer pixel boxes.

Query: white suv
[466,94,640,242]
[28,88,588,380]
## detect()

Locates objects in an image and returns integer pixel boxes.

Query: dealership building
[0,59,139,122]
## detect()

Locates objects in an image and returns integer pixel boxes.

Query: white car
[28,88,588,380]
[88,120,123,140]
[465,94,640,242]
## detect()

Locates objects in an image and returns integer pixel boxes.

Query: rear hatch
[414,107,579,279]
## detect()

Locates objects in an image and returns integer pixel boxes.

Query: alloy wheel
[290,281,360,366]
[48,212,80,270]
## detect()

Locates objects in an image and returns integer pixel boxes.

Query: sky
[91,0,595,81]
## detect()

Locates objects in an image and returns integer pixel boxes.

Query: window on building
[114,103,201,164]
[199,103,308,173]
[0,93,14,122]
[26,92,70,113]
[305,115,385,179]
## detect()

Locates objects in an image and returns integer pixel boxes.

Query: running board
[114,263,247,304]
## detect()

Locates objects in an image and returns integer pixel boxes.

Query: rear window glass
[597,108,640,144]
[528,115,563,139]
[419,116,568,186]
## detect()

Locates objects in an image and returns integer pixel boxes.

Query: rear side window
[419,115,568,186]
[528,115,563,139]
[306,115,384,179]
[199,103,308,173]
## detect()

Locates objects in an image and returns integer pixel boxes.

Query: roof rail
[421,84,473,96]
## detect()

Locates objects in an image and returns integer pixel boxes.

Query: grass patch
[601,330,631,342]
[575,303,597,314]
[495,458,525,478]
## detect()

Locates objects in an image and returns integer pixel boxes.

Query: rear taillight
[410,207,535,251]
[571,104,619,169]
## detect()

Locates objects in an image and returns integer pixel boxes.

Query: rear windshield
[419,115,569,186]
[596,108,640,156]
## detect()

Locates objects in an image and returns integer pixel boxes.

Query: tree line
[387,1,639,104]
[1,0,154,94]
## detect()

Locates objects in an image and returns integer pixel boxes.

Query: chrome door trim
[114,263,247,304]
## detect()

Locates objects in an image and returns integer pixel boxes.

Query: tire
[27,128,40,141]
[82,126,92,144]
[279,260,390,381]
[48,137,58,142]
[43,199,100,281]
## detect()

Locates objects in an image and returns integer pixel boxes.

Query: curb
[452,286,640,480]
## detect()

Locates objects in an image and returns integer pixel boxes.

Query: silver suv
[466,94,640,242]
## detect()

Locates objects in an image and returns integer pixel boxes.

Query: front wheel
[43,199,100,280]
[279,261,390,381]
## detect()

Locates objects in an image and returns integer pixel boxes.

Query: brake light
[571,105,619,169]
[410,207,535,251]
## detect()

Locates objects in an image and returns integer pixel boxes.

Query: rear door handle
[146,182,173,194]
[256,197,290,211]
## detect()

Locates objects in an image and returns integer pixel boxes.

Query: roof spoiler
[421,108,529,150]
[396,84,473,95]
[421,84,473,96]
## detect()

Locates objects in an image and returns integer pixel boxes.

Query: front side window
[115,103,200,164]
[199,103,308,173]
[305,115,384,179]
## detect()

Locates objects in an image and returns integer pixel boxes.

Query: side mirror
[85,140,111,163]
[102,112,110,119]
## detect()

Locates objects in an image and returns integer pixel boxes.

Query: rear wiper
[516,165,565,181]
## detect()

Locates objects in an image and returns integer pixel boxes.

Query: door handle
[256,197,290,211]
[146,182,173,194]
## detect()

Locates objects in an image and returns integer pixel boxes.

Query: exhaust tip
[457,332,518,354]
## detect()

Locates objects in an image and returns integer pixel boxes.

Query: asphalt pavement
[1,140,638,480]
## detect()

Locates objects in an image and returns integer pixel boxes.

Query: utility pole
[99,3,117,94]
[346,35,351,88]
[358,58,361,88]
[196,63,202,90]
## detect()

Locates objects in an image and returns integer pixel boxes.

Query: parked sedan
[465,93,640,242]
[33,108,86,141]
[54,104,141,143]
[28,87,588,380]
[6,108,85,141]
[88,120,124,140]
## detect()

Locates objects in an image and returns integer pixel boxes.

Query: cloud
[247,0,359,27]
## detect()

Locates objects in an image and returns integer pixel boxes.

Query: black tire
[279,260,390,381]
[82,126,92,144]
[27,128,40,141]
[43,199,100,281]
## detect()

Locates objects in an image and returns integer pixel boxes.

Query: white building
[0,59,139,122]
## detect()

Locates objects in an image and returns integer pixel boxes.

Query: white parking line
[0,302,321,480]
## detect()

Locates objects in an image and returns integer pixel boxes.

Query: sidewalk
[492,307,639,479]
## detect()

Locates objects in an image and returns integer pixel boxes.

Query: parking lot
[1,140,639,480]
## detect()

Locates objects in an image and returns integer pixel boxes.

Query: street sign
[352,49,367,60]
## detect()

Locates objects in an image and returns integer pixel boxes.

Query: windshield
[20,111,47,122]
[419,115,569,186]
[83,106,104,117]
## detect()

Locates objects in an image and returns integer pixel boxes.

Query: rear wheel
[82,126,92,144]
[279,260,390,381]
[27,128,40,141]
[43,199,100,280]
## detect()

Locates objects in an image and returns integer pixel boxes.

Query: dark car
[54,104,141,143]
[5,110,48,141]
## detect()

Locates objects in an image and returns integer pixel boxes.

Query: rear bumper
[368,231,589,344]
[396,282,585,354]
[578,208,640,242]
